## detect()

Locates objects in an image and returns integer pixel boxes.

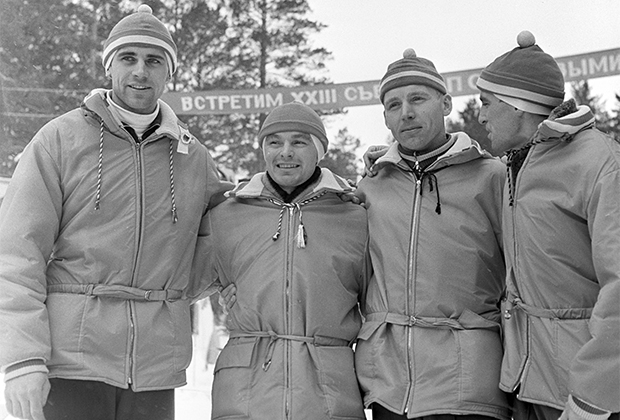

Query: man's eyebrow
[146,52,166,60]
[116,50,166,60]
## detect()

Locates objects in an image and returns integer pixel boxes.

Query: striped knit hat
[102,4,178,77]
[476,31,564,115]
[379,49,447,103]
[258,102,329,162]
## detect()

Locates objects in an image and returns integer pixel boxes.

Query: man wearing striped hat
[0,5,229,420]
[477,31,620,420]
[355,50,510,420]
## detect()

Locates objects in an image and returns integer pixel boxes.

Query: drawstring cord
[93,120,179,223]
[422,172,441,214]
[95,121,104,211]
[269,191,327,248]
[168,140,178,223]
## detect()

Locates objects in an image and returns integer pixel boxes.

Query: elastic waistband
[47,283,183,302]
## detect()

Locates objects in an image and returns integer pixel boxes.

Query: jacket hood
[372,131,492,173]
[226,167,354,200]
[505,99,596,206]
[81,89,189,143]
[534,100,595,144]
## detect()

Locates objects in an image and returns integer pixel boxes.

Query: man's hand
[218,283,237,313]
[5,372,50,420]
[337,192,361,205]
[363,145,389,177]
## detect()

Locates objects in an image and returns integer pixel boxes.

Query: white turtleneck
[107,92,160,138]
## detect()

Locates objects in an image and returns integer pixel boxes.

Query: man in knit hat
[476,31,620,420]
[355,50,510,420]
[0,4,230,420]
[193,101,368,420]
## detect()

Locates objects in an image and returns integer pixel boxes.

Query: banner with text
[163,48,620,115]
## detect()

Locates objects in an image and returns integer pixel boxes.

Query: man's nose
[402,103,415,119]
[132,60,148,77]
[280,143,294,157]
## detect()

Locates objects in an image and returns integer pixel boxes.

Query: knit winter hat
[258,102,329,161]
[380,48,447,103]
[102,4,178,77]
[476,31,565,115]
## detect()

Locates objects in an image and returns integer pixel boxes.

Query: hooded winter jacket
[355,132,510,420]
[501,103,620,414]
[0,89,230,391]
[200,168,368,420]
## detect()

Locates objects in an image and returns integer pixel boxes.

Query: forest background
[1,0,619,182]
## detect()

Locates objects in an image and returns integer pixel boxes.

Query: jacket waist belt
[229,330,351,371]
[47,283,183,302]
[366,311,497,330]
[506,292,593,319]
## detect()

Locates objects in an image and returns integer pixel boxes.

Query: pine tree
[0,0,124,176]
[169,0,334,177]
[0,0,361,179]
[320,128,361,183]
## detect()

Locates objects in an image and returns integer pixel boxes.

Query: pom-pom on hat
[258,102,329,162]
[379,48,447,103]
[102,4,178,77]
[476,31,565,115]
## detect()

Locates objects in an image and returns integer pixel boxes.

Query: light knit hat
[102,4,178,77]
[379,49,447,103]
[258,102,329,161]
[476,31,565,115]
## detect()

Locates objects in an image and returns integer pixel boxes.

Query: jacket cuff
[569,394,611,420]
[3,359,48,382]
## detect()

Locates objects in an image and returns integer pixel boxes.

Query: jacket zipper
[511,149,531,390]
[284,206,295,420]
[404,175,423,413]
[126,135,150,386]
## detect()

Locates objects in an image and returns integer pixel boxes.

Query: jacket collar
[226,167,354,201]
[373,131,491,173]
[81,89,187,143]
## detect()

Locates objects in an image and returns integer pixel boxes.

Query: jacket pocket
[46,294,87,368]
[554,318,591,382]
[354,321,382,394]
[212,337,257,420]
[455,314,507,406]
[167,301,193,374]
[314,346,365,419]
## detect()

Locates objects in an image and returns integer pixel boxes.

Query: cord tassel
[296,223,306,249]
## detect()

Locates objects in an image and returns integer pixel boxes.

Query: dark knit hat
[258,102,329,159]
[102,4,178,76]
[379,49,447,103]
[476,31,565,115]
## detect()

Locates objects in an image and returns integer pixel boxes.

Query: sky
[306,0,620,158]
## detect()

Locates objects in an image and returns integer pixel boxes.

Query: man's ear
[442,94,453,117]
